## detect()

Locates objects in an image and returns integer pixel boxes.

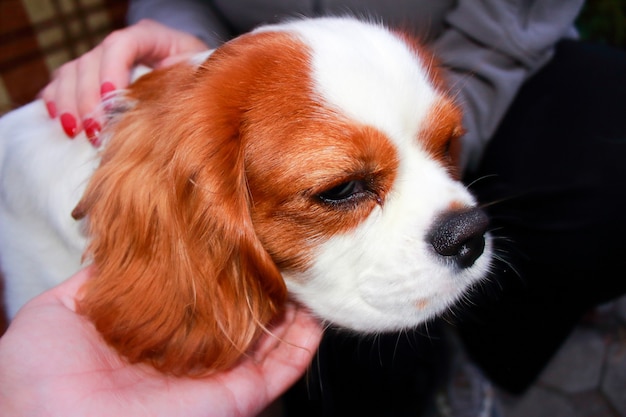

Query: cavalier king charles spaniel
[0,17,492,375]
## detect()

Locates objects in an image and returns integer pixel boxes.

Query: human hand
[40,19,209,144]
[0,268,322,417]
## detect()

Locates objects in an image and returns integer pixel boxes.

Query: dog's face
[75,18,491,375]
[247,20,491,332]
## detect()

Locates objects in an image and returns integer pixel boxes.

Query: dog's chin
[287,284,464,333]
[284,236,492,333]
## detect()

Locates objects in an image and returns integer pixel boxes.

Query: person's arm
[432,0,584,173]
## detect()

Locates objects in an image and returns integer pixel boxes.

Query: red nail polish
[83,118,101,146]
[100,82,116,97]
[46,101,57,118]
[60,113,78,138]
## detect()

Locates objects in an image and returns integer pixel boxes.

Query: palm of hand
[0,269,322,417]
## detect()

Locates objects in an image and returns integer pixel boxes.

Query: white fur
[0,102,96,317]
[0,17,491,332]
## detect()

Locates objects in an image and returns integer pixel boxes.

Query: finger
[98,24,201,80]
[252,305,322,364]
[266,306,322,365]
[97,20,188,92]
[138,19,209,63]
[48,267,94,311]
[98,29,144,95]
[39,83,58,118]
[39,50,102,138]
[52,62,81,138]
[251,305,299,360]
[157,51,205,69]
[259,306,323,398]
[75,48,106,144]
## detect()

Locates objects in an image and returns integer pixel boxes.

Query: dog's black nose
[428,207,489,269]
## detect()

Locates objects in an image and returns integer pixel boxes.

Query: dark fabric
[284,326,446,417]
[458,39,626,393]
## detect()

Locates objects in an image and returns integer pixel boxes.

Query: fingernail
[83,118,101,146]
[46,101,57,118]
[100,82,116,98]
[60,113,78,138]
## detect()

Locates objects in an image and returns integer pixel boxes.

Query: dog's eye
[318,180,367,204]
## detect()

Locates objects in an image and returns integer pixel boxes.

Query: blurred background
[0,0,625,115]
[0,0,127,115]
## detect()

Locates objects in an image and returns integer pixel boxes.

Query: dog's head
[74,17,492,375]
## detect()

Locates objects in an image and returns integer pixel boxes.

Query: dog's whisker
[464,173,498,189]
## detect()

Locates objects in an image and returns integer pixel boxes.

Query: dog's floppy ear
[73,63,287,375]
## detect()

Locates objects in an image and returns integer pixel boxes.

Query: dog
[0,17,492,375]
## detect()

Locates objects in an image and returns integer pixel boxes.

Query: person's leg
[458,40,626,393]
